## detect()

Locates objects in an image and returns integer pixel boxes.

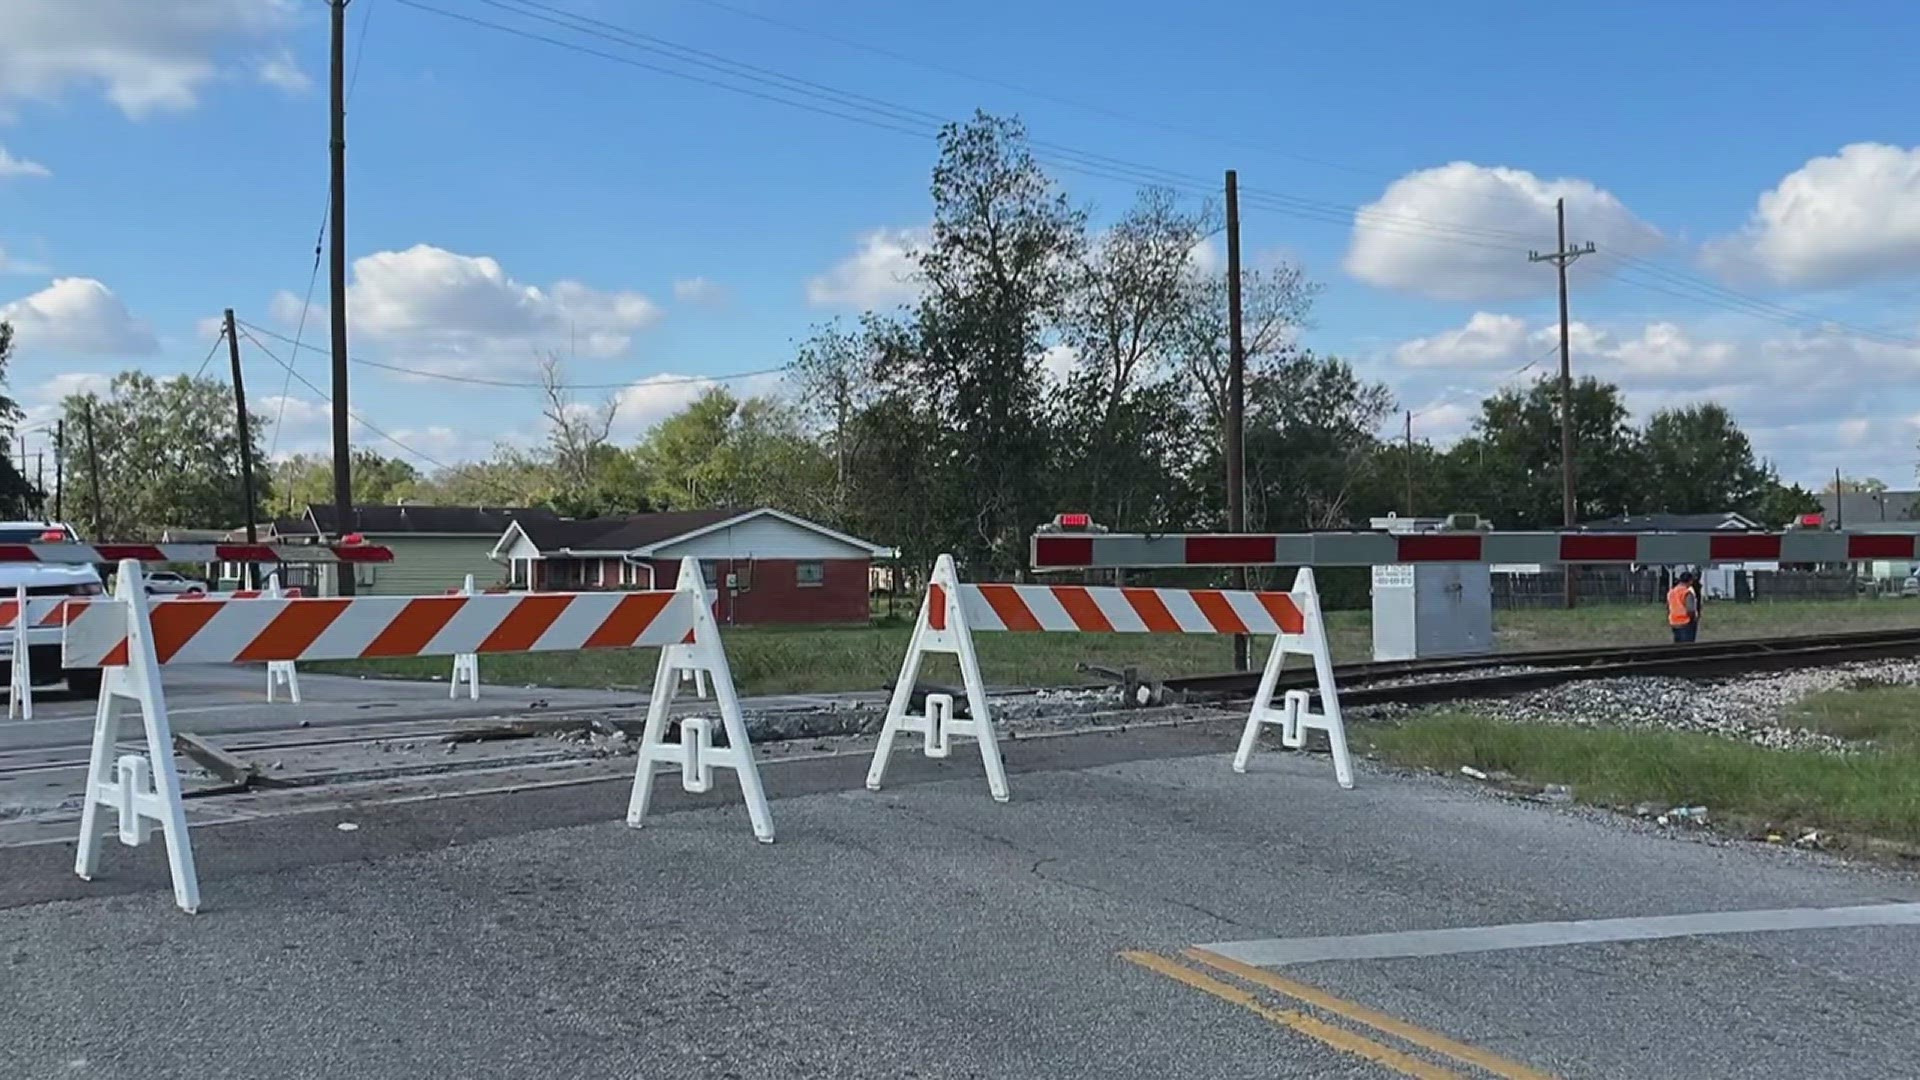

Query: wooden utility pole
[82,401,104,539]
[1225,169,1249,671]
[52,419,63,521]
[224,310,261,588]
[1529,198,1594,608]
[329,0,357,594]
[1404,410,1415,516]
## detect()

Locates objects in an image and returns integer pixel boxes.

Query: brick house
[489,508,895,625]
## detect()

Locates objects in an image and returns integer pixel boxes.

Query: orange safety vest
[1667,584,1695,626]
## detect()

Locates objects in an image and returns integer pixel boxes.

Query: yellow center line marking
[1185,947,1559,1080]
[1119,950,1466,1080]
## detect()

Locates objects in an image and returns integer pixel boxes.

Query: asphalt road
[4,726,1918,1079]
[0,665,645,755]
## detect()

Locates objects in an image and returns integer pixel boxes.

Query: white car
[1903,576,1920,599]
[142,570,208,596]
[0,521,105,695]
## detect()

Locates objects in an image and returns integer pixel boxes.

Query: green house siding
[359,537,507,596]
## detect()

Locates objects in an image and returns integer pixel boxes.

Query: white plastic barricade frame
[262,573,301,703]
[867,555,1351,801]
[7,583,30,718]
[448,574,480,700]
[64,560,772,912]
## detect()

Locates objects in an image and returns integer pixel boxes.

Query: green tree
[268,449,422,516]
[63,372,271,538]
[634,388,831,514]
[0,323,39,517]
[1824,474,1887,494]
[1457,375,1644,528]
[1640,403,1772,514]
[1751,480,1822,528]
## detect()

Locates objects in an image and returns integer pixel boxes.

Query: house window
[700,561,719,589]
[796,561,825,588]
[354,562,378,588]
[510,559,531,589]
[548,561,591,590]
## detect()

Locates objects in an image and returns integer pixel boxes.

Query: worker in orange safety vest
[1667,571,1701,643]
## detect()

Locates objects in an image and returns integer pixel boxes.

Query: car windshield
[0,527,73,543]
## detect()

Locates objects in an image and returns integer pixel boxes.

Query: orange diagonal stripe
[148,600,228,663]
[1051,586,1114,632]
[581,592,676,649]
[1256,592,1305,634]
[928,584,947,631]
[975,584,1042,631]
[1121,588,1181,632]
[478,594,574,652]
[360,597,466,658]
[235,600,351,662]
[1190,590,1249,635]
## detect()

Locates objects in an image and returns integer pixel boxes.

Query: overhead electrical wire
[236,319,791,390]
[239,327,454,470]
[191,329,228,379]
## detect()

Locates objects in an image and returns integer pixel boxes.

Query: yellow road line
[1186,947,1558,1080]
[1119,951,1466,1080]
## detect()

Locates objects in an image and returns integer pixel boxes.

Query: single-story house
[232,504,560,596]
[490,507,896,625]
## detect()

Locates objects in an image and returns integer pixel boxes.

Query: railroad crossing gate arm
[865,554,1009,802]
[626,557,775,841]
[1231,568,1354,788]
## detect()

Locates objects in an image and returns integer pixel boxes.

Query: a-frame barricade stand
[8,583,32,719]
[264,573,302,704]
[1232,567,1354,788]
[626,558,775,842]
[865,554,1009,802]
[449,574,480,700]
[73,562,201,913]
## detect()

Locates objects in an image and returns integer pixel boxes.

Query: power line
[236,318,790,389]
[238,327,454,470]
[192,329,228,379]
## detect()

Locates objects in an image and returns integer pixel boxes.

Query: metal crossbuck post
[626,558,774,843]
[449,574,479,700]
[866,555,1353,801]
[63,559,770,911]
[263,573,301,704]
[8,584,30,719]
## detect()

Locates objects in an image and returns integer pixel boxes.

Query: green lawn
[312,597,1920,697]
[1365,712,1920,844]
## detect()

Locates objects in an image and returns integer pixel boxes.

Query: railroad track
[1163,627,1920,708]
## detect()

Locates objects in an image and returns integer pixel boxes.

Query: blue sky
[2,0,1918,491]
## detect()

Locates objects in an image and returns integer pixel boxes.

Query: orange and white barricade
[262,574,301,703]
[6,584,38,718]
[866,555,1351,802]
[447,574,482,700]
[63,558,771,913]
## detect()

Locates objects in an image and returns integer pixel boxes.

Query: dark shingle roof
[1580,512,1759,533]
[306,504,560,537]
[514,509,742,552]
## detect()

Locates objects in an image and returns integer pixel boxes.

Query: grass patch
[314,597,1920,697]
[1366,713,1920,843]
[1793,683,1920,753]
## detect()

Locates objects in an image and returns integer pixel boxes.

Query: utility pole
[1404,410,1415,516]
[224,310,262,588]
[82,401,104,540]
[1529,198,1595,609]
[53,420,63,521]
[1225,169,1249,671]
[33,453,43,517]
[1834,469,1844,529]
[329,0,357,594]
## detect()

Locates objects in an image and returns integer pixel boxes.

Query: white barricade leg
[72,561,201,913]
[865,554,1008,802]
[678,666,709,699]
[8,583,31,719]
[448,574,480,700]
[1232,568,1354,788]
[262,575,302,704]
[626,559,774,842]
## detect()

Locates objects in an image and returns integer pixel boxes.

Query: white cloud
[1040,343,1078,384]
[0,146,49,179]
[672,277,726,306]
[0,245,51,277]
[267,288,324,327]
[0,278,157,356]
[1393,312,1530,369]
[0,0,298,118]
[807,229,923,309]
[347,244,662,377]
[253,50,310,95]
[609,371,789,442]
[1345,162,1662,302]
[1703,143,1920,286]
